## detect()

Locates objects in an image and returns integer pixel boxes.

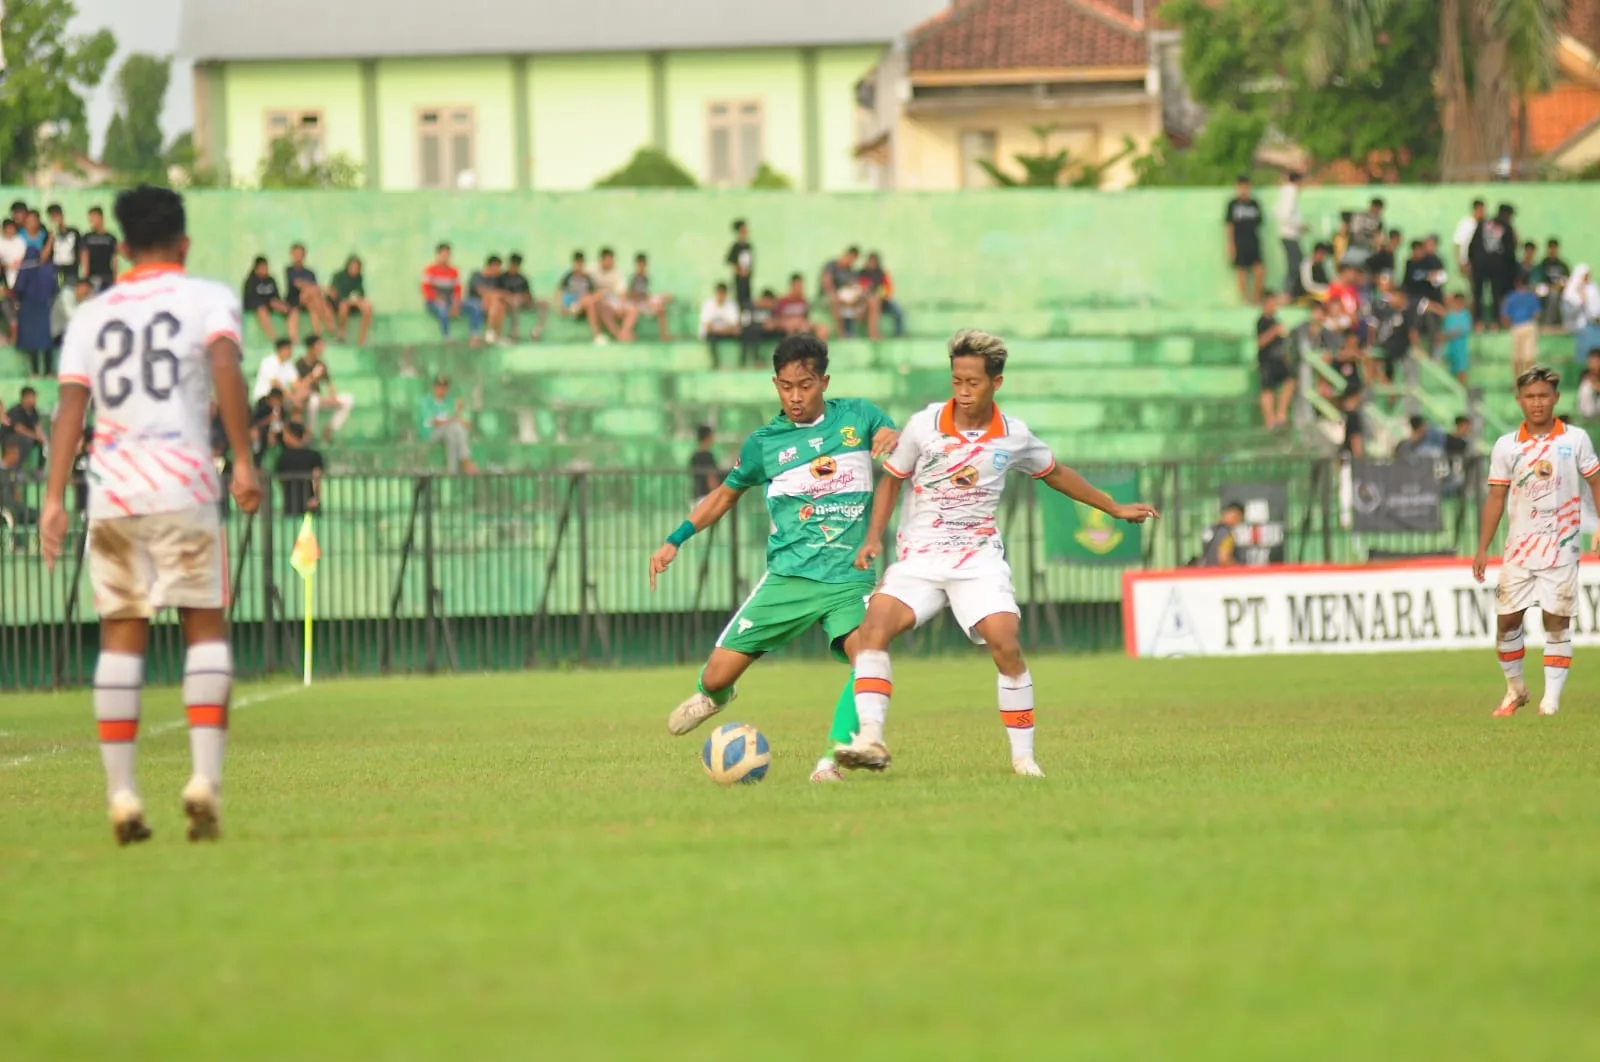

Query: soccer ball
[701,722,771,787]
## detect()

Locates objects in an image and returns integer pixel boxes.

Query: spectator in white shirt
[253,338,306,415]
[1276,171,1307,298]
[699,282,742,370]
[1564,264,1600,367]
[1578,349,1600,421]
[1453,199,1485,282]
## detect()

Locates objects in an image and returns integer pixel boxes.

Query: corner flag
[290,514,320,685]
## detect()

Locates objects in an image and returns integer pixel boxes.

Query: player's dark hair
[253,255,268,268]
[1370,197,1385,210]
[788,272,803,284]
[275,338,292,351]
[696,424,714,443]
[948,329,1008,377]
[114,185,186,254]
[1588,347,1600,360]
[47,203,62,215]
[20,386,36,399]
[1549,238,1561,248]
[635,252,648,263]
[9,200,26,213]
[573,250,585,261]
[486,255,502,266]
[715,282,728,293]
[845,245,860,256]
[284,421,307,441]
[508,253,522,266]
[1223,500,1245,515]
[732,218,747,232]
[436,242,451,253]
[1455,415,1472,427]
[773,334,829,377]
[88,205,104,217]
[599,247,614,258]
[1472,198,1485,209]
[305,335,322,350]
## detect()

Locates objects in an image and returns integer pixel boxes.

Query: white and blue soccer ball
[701,722,771,787]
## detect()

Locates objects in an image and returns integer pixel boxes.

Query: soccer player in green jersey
[649,334,899,782]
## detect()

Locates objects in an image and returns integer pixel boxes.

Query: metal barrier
[0,457,1490,690]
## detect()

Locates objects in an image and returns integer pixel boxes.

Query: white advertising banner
[1122,560,1600,657]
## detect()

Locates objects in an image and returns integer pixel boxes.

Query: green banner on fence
[1041,470,1142,565]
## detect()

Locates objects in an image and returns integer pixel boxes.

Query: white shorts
[1497,561,1579,618]
[875,559,1018,644]
[88,508,228,620]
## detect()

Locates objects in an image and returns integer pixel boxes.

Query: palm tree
[1304,0,1562,180]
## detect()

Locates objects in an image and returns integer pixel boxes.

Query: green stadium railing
[0,458,1489,690]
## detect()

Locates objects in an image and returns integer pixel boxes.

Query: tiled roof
[1569,0,1600,56]
[1528,82,1600,153]
[909,0,1150,73]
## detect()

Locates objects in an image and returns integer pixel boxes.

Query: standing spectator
[13,242,56,376]
[821,246,877,339]
[726,218,754,323]
[463,256,502,346]
[1275,171,1306,298]
[1224,175,1265,305]
[1453,199,1485,283]
[1578,349,1600,420]
[421,243,463,339]
[556,251,605,342]
[8,200,27,228]
[591,248,637,341]
[1536,239,1569,326]
[1199,501,1245,567]
[1367,229,1402,280]
[689,425,720,505]
[243,256,291,340]
[1371,288,1416,386]
[0,217,23,289]
[1255,291,1294,431]
[859,252,905,337]
[79,206,118,292]
[419,375,479,475]
[1503,273,1543,378]
[1298,243,1333,302]
[2,387,45,467]
[275,422,324,517]
[1563,265,1600,366]
[628,253,673,341]
[1331,332,1368,459]
[284,243,337,342]
[774,273,829,339]
[328,255,374,346]
[1517,241,1539,286]
[497,253,548,341]
[1347,198,1386,260]
[253,337,304,409]
[46,204,79,289]
[1443,415,1474,487]
[1441,292,1474,386]
[1469,203,1517,331]
[296,336,355,443]
[20,209,50,261]
[699,282,742,369]
[1324,264,1366,336]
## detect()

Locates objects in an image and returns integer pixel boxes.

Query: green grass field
[3,653,1598,1061]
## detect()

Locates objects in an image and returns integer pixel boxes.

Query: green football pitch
[3,653,1598,1061]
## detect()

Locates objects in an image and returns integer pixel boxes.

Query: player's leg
[87,516,157,845]
[178,607,232,841]
[836,571,931,770]
[1537,564,1578,715]
[970,612,1041,776]
[667,573,809,734]
[1493,563,1535,715]
[810,586,875,782]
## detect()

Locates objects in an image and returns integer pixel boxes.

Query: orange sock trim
[97,719,138,743]
[1000,709,1035,729]
[1543,656,1571,669]
[1499,649,1526,662]
[186,704,228,728]
[854,677,893,698]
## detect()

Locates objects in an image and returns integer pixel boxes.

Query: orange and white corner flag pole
[289,513,321,686]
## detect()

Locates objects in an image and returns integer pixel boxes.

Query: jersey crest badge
[839,426,860,447]
[778,446,798,464]
[991,450,1011,472]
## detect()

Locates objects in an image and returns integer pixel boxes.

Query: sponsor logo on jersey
[778,446,798,464]
[1535,459,1554,480]
[950,465,979,489]
[798,503,815,521]
[811,501,864,520]
[839,426,860,447]
[810,455,837,479]
[808,436,825,452]
[737,618,754,633]
[991,450,1011,472]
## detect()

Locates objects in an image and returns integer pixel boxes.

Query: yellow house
[856,0,1166,190]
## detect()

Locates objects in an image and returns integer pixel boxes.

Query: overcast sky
[70,0,191,154]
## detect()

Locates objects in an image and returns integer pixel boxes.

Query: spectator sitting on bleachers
[1564,265,1600,365]
[859,252,905,338]
[498,254,547,342]
[251,386,286,461]
[1347,198,1386,261]
[1537,240,1569,326]
[743,287,783,367]
[690,425,719,505]
[243,255,291,341]
[253,337,305,415]
[328,255,374,346]
[556,251,605,343]
[1298,243,1332,302]
[419,374,479,475]
[421,242,464,339]
[775,273,829,340]
[820,245,879,339]
[699,282,741,369]
[285,243,337,343]
[628,253,672,341]
[296,336,355,444]
[1394,415,1446,462]
[1,386,45,468]
[463,255,502,347]
[592,248,637,342]
[1579,349,1600,420]
[1324,264,1366,336]
[276,421,324,517]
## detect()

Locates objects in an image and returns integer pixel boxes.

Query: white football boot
[667,687,735,735]
[109,790,152,847]
[1012,758,1046,778]
[1538,697,1561,716]
[809,759,845,784]
[182,776,222,843]
[833,722,891,772]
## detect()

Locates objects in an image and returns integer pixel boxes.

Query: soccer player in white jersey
[1472,366,1600,717]
[40,185,260,846]
[838,330,1158,775]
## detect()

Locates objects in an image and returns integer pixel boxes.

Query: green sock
[697,667,734,707]
[827,670,859,749]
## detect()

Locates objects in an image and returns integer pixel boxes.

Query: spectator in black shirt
[79,206,118,292]
[498,253,548,341]
[1469,203,1517,330]
[1537,239,1569,325]
[858,252,905,337]
[689,425,720,505]
[46,204,80,286]
[556,251,604,341]
[327,255,374,346]
[243,256,291,340]
[726,219,753,319]
[1255,292,1294,430]
[296,336,355,444]
[821,246,878,339]
[284,243,337,343]
[1348,198,1386,257]
[1,386,44,468]
[1367,229,1402,280]
[1331,332,1368,458]
[276,421,324,518]
[628,253,673,341]
[251,387,286,460]
[1225,175,1265,305]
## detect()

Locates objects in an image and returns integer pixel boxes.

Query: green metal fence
[0,458,1487,690]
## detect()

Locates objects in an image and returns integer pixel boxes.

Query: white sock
[1543,628,1572,705]
[999,670,1035,761]
[94,652,144,801]
[183,641,232,788]
[853,650,892,742]
[1498,630,1527,691]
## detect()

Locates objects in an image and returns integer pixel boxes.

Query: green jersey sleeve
[859,400,896,437]
[723,431,768,491]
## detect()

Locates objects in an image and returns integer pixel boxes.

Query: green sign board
[1041,469,1143,565]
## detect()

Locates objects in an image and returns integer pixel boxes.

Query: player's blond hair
[948,329,1008,377]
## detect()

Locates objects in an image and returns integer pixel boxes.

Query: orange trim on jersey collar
[937,399,1005,442]
[1516,418,1567,442]
[118,263,186,282]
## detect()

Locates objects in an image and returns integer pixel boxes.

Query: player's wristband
[666,521,696,547]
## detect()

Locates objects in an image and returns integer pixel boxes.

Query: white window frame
[263,109,326,168]
[706,100,764,187]
[416,106,477,190]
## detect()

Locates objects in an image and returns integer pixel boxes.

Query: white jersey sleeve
[57,308,96,389]
[883,407,934,480]
[1575,427,1600,480]
[1005,417,1057,478]
[1487,435,1515,487]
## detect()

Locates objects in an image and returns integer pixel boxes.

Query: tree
[256,134,362,189]
[102,52,171,180]
[0,0,116,183]
[977,125,1136,188]
[748,162,793,190]
[594,147,698,188]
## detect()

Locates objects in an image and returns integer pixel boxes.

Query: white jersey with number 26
[58,265,242,521]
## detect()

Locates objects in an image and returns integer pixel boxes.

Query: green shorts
[715,573,871,663]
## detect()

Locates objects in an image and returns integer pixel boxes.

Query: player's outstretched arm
[210,338,261,514]
[1041,463,1159,523]
[39,383,90,570]
[856,474,903,569]
[649,484,746,590]
[1472,484,1508,583]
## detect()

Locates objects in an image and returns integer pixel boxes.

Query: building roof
[908,0,1149,74]
[180,0,950,61]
